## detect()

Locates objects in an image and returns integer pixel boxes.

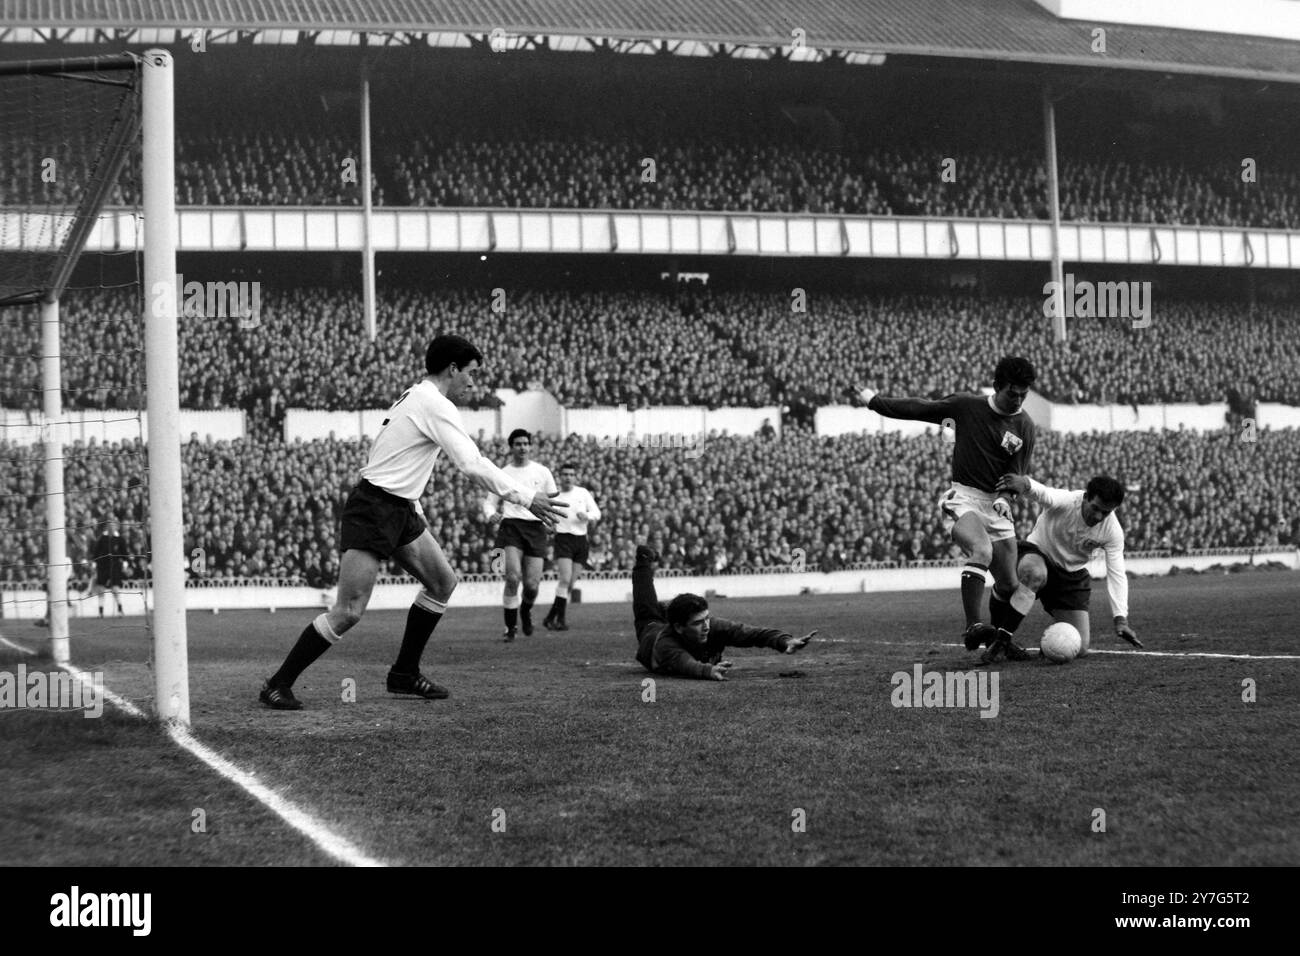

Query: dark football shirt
[869,393,1035,493]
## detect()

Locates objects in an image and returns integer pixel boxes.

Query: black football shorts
[495,517,548,558]
[339,480,427,559]
[553,532,590,566]
[1017,539,1091,613]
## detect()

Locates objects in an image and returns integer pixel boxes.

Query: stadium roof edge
[3,0,1300,85]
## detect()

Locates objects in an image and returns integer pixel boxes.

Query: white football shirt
[483,461,556,522]
[360,379,533,506]
[552,486,602,535]
[1025,478,1129,618]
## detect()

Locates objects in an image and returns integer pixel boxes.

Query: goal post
[0,50,188,725]
[141,49,189,725]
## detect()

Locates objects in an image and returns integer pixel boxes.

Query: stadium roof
[3,0,1300,84]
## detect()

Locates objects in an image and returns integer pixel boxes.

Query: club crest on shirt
[1000,431,1024,454]
[1082,538,1103,551]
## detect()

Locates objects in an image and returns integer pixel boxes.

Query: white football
[1040,622,1082,663]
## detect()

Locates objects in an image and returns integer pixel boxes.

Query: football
[1040,622,1083,663]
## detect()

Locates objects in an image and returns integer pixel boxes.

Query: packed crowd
[3,427,1295,586]
[3,288,1297,411]
[5,129,1299,228]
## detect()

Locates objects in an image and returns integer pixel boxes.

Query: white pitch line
[1078,648,1300,661]
[166,723,386,868]
[2,636,386,867]
[595,640,1300,664]
[62,660,146,719]
[906,641,1300,661]
[0,635,39,656]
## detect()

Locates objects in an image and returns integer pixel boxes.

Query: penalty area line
[2,635,385,867]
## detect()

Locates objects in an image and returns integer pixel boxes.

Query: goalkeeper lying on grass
[631,545,815,680]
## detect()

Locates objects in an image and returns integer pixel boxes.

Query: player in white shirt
[994,473,1142,656]
[543,462,603,631]
[483,430,557,642]
[259,335,566,710]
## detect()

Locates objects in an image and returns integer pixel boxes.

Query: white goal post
[141,49,189,725]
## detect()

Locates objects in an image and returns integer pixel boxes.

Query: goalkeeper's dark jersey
[636,618,792,679]
[868,392,1035,494]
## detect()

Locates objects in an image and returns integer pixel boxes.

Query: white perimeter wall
[818,391,1289,438]
[0,408,244,445]
[285,393,780,443]
[5,550,1295,617]
[6,393,1287,446]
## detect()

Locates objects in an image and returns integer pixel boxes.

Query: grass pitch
[3,570,1298,866]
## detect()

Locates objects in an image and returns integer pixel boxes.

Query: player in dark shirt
[862,356,1037,661]
[90,519,127,617]
[632,546,815,679]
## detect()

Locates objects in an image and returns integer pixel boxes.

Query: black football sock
[960,564,989,627]
[990,589,1025,633]
[552,596,568,618]
[520,599,533,618]
[988,593,1015,632]
[393,605,443,674]
[270,622,332,688]
[989,592,1008,630]
[504,607,518,630]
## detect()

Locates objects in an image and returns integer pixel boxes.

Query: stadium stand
[3,428,1296,586]
[4,288,1297,412]
[4,60,1300,237]
[5,132,1299,228]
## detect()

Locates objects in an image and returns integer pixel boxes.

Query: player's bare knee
[335,606,363,631]
[440,569,459,598]
[1020,566,1047,590]
[418,563,457,599]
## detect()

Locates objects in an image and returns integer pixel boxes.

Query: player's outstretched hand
[992,496,1013,521]
[858,386,878,405]
[708,661,733,681]
[996,473,1030,497]
[783,630,817,654]
[1115,619,1143,648]
[528,492,569,530]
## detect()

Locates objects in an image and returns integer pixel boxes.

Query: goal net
[0,52,189,723]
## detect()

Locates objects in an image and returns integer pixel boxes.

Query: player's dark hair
[1086,475,1125,506]
[667,593,709,628]
[507,428,531,446]
[993,356,1037,390]
[560,461,577,472]
[425,334,483,375]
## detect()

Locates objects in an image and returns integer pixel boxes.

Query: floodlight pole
[142,49,189,725]
[361,68,377,340]
[41,296,70,664]
[1043,84,1066,344]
